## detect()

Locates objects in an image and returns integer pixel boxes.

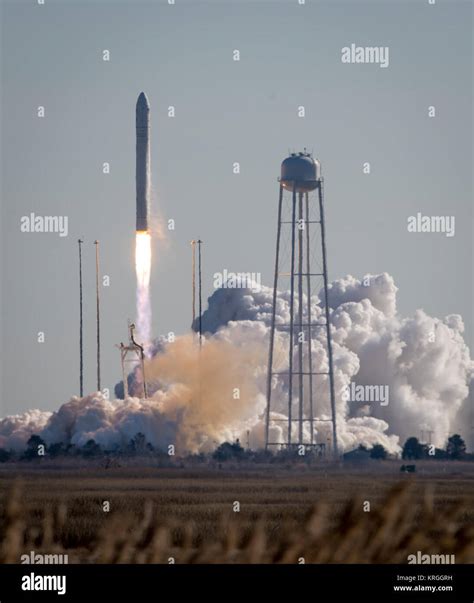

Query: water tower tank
[280,152,320,192]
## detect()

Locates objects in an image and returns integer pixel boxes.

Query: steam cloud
[0,273,472,454]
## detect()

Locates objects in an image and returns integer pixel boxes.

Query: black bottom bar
[0,564,471,602]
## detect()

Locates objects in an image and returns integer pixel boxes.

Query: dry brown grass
[0,462,473,563]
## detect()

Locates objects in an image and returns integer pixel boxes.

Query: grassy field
[0,460,473,563]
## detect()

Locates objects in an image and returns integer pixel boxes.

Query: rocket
[136,92,150,232]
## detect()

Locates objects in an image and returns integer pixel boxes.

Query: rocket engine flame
[135,231,152,349]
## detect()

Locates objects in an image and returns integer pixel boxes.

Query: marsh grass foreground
[0,462,473,564]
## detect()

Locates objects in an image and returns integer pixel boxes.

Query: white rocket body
[136,92,150,232]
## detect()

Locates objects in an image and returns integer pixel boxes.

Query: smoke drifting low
[0,273,472,454]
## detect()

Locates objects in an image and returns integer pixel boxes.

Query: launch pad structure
[265,152,338,457]
[118,322,148,399]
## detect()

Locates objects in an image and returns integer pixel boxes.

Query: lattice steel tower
[265,152,338,456]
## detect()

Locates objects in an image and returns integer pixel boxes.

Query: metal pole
[191,240,196,327]
[287,183,297,446]
[297,192,304,445]
[304,193,314,444]
[265,184,284,449]
[78,238,84,397]
[121,348,129,399]
[197,239,202,348]
[141,349,148,399]
[94,240,101,392]
[318,179,338,457]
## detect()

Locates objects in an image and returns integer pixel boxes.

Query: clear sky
[1,0,472,416]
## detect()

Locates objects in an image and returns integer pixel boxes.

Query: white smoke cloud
[328,275,472,450]
[40,394,179,451]
[0,273,472,455]
[0,409,52,450]
[324,273,398,317]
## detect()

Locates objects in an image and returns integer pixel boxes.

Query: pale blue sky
[1,0,472,415]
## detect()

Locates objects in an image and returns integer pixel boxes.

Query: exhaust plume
[135,231,152,349]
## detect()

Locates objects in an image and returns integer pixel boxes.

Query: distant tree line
[352,434,469,461]
[0,432,470,464]
[0,432,166,463]
[401,434,467,461]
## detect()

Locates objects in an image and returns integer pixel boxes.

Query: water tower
[265,151,338,456]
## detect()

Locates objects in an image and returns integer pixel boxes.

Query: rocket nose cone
[137,92,150,110]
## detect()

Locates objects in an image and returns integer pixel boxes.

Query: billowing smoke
[0,410,52,451]
[0,273,472,454]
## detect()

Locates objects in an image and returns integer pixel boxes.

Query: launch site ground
[0,460,472,564]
